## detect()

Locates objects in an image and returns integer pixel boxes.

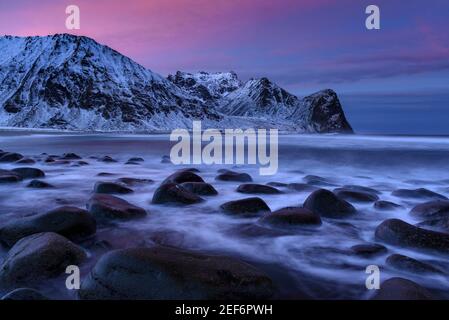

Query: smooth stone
[15,158,36,165]
[61,153,82,160]
[334,187,379,203]
[125,161,140,165]
[303,175,336,186]
[386,254,444,275]
[220,197,271,216]
[410,200,449,219]
[117,177,154,186]
[161,170,205,185]
[237,183,281,194]
[341,185,381,195]
[260,207,321,226]
[94,181,134,194]
[1,288,49,300]
[303,189,356,219]
[350,243,387,257]
[0,206,97,247]
[0,152,23,162]
[375,218,449,252]
[228,223,293,238]
[267,182,287,187]
[11,167,45,179]
[417,217,449,233]
[0,175,22,184]
[87,194,147,221]
[152,183,204,205]
[0,232,86,287]
[77,161,89,166]
[97,172,117,177]
[374,200,403,211]
[215,171,252,182]
[27,179,54,188]
[128,157,144,162]
[99,156,118,163]
[79,246,274,300]
[179,182,218,196]
[392,188,448,201]
[372,277,434,300]
[287,183,317,192]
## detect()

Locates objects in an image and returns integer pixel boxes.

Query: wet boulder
[152,183,204,205]
[79,246,274,300]
[0,232,86,287]
[179,182,218,196]
[287,183,317,192]
[374,200,403,211]
[303,189,356,219]
[87,194,147,221]
[410,200,449,219]
[375,218,449,252]
[371,277,434,300]
[334,187,379,203]
[260,207,321,226]
[392,188,447,201]
[11,167,45,179]
[15,158,36,165]
[117,177,154,186]
[27,179,54,188]
[350,243,387,257]
[215,170,252,183]
[162,170,205,185]
[386,254,444,275]
[417,217,449,233]
[61,153,82,160]
[94,181,134,194]
[0,152,23,163]
[99,156,117,163]
[0,174,22,184]
[0,206,96,247]
[237,183,281,195]
[220,197,270,216]
[127,157,144,163]
[1,288,49,300]
[303,175,336,187]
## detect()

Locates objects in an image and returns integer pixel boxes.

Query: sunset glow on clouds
[1,0,448,95]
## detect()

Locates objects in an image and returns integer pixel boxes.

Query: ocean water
[1,132,449,299]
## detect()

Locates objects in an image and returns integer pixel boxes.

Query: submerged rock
[392,188,447,201]
[410,200,449,219]
[87,194,147,221]
[386,254,444,275]
[237,183,281,194]
[94,181,134,194]
[287,183,317,192]
[372,277,434,300]
[334,187,379,203]
[260,207,321,226]
[162,170,205,185]
[152,183,204,205]
[0,174,22,184]
[215,170,252,182]
[350,243,387,257]
[99,156,118,163]
[0,152,23,163]
[303,175,336,186]
[15,158,36,165]
[220,197,270,216]
[374,200,403,211]
[0,232,86,287]
[179,182,218,196]
[61,153,82,160]
[303,189,356,219]
[11,167,45,179]
[79,246,274,300]
[27,179,54,188]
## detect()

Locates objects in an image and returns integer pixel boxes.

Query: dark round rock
[0,206,97,247]
[386,254,444,275]
[375,218,449,252]
[11,167,45,179]
[417,217,449,233]
[61,153,82,160]
[128,157,144,162]
[0,232,86,287]
[260,207,321,226]
[237,183,281,194]
[371,277,434,300]
[179,182,218,196]
[162,170,205,185]
[1,288,49,300]
[152,183,204,205]
[15,158,36,165]
[99,156,117,163]
[392,188,447,201]
[0,175,22,184]
[0,152,24,163]
[334,187,379,203]
[215,171,252,182]
[287,183,317,192]
[27,179,54,188]
[303,175,336,186]
[374,200,403,211]
[87,194,147,221]
[220,197,271,216]
[410,200,449,219]
[303,189,356,219]
[94,181,134,194]
[350,243,387,257]
[79,246,274,300]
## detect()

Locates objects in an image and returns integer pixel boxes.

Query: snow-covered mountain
[0,34,353,133]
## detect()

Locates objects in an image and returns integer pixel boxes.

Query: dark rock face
[0,206,96,247]
[260,207,321,226]
[410,200,449,219]
[79,246,274,300]
[11,167,45,179]
[386,254,443,275]
[162,170,205,185]
[0,152,23,162]
[374,200,403,211]
[0,232,86,287]
[372,277,434,300]
[1,288,49,300]
[334,187,379,203]
[94,181,133,194]
[303,189,356,219]
[220,197,270,216]
[237,184,281,195]
[375,219,449,252]
[179,182,218,196]
[392,188,448,201]
[215,171,252,183]
[27,179,54,188]
[350,243,387,257]
[152,183,204,205]
[87,194,147,221]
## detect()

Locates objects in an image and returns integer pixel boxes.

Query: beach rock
[0,175,22,184]
[350,243,387,257]
[375,219,449,252]
[11,167,45,179]
[303,175,336,186]
[410,200,449,219]
[15,158,36,165]
[0,232,86,287]
[162,170,205,185]
[0,206,96,247]
[220,197,270,216]
[77,161,89,166]
[374,200,403,211]
[117,177,154,186]
[79,246,274,300]
[392,188,447,201]
[99,156,118,163]
[179,182,218,196]
[386,254,444,275]
[1,288,49,300]
[87,194,147,221]
[125,161,140,165]
[26,179,54,188]
[237,183,281,194]
[417,217,449,233]
[94,181,134,194]
[216,171,252,183]
[228,223,293,238]
[303,189,356,219]
[287,183,317,192]
[334,187,379,203]
[342,185,381,194]
[372,277,434,300]
[128,157,144,162]
[61,153,81,160]
[0,152,23,163]
[260,207,321,226]
[152,183,204,205]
